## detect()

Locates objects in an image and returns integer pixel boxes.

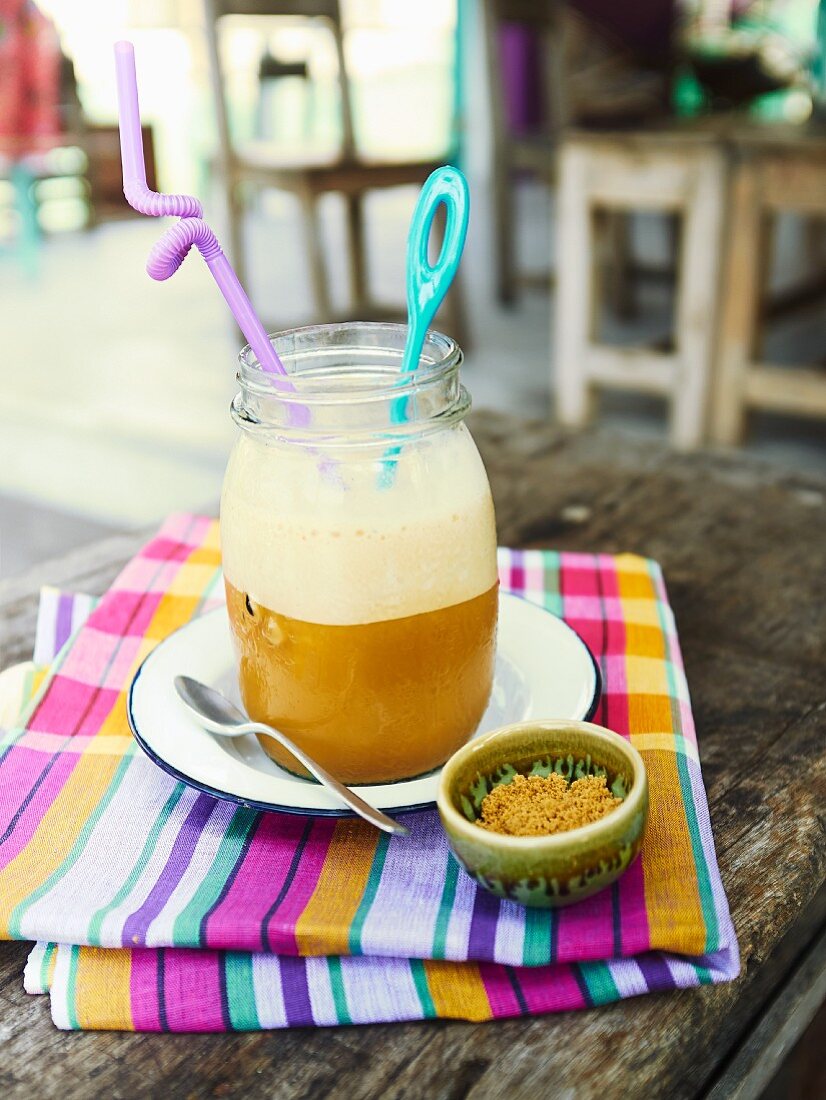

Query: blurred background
[1,0,826,576]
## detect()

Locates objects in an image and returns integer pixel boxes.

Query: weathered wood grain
[706,923,826,1100]
[0,413,824,1100]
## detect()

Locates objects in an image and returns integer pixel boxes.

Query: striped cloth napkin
[0,515,738,1031]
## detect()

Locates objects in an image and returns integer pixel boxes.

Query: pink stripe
[517,961,585,1012]
[76,688,121,737]
[264,818,337,955]
[679,699,697,745]
[26,679,119,738]
[555,887,615,963]
[27,674,92,735]
[616,855,650,955]
[478,962,523,1018]
[557,553,600,594]
[203,814,315,950]
[558,557,604,667]
[129,949,163,1031]
[163,949,225,1031]
[0,749,79,870]
[159,513,213,544]
[83,590,158,639]
[600,558,629,735]
[509,550,525,592]
[141,538,196,562]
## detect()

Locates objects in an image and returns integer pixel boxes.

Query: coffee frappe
[221,422,497,784]
[220,323,499,785]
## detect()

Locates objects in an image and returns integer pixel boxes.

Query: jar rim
[234,321,470,445]
[238,321,462,404]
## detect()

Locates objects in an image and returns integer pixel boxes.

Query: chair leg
[493,157,517,305]
[804,214,826,273]
[671,149,726,450]
[711,161,761,447]
[554,145,595,427]
[753,211,775,361]
[225,176,248,288]
[345,192,369,314]
[299,188,332,322]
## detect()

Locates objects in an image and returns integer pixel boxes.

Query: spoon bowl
[175,675,251,735]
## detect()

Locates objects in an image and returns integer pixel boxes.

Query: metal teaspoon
[174,676,409,837]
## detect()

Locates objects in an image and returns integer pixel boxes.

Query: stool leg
[226,176,248,287]
[711,161,761,446]
[300,187,332,323]
[671,150,726,449]
[554,144,594,426]
[493,154,517,305]
[345,192,369,314]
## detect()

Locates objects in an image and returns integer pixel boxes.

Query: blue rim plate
[127,592,601,817]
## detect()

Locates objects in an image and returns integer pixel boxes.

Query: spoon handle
[247,723,410,837]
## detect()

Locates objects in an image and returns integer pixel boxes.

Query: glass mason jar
[220,322,498,785]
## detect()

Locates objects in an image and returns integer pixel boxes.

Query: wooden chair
[481,0,670,307]
[481,0,566,305]
[712,136,826,444]
[554,130,727,450]
[203,0,466,339]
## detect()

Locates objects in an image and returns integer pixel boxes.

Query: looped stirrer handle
[378,167,469,487]
[401,166,470,377]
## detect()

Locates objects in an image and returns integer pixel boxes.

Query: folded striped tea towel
[0,515,738,1030]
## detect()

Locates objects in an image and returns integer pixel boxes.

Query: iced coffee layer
[226,579,498,783]
[220,424,498,625]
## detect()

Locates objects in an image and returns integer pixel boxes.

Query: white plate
[127,593,600,816]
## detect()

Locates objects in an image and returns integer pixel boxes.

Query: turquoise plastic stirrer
[399,165,470,382]
[380,166,469,485]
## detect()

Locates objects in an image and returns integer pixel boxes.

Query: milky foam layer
[220,424,497,625]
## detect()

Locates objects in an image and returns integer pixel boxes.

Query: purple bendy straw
[113,40,289,382]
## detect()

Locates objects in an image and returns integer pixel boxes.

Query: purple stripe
[636,953,677,993]
[279,957,314,1026]
[54,593,75,652]
[467,887,501,959]
[121,793,216,944]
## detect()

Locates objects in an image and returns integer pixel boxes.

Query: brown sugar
[476,772,622,837]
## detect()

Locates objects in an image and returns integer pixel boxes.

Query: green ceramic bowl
[437,720,648,908]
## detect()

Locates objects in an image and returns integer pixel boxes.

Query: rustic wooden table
[1,413,824,1100]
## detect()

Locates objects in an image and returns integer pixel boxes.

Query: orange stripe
[74,946,134,1030]
[187,547,221,566]
[615,565,659,599]
[0,755,122,932]
[423,960,492,1021]
[143,593,201,641]
[636,747,706,954]
[617,563,705,954]
[617,565,664,659]
[294,819,381,955]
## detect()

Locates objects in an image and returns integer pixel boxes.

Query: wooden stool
[713,142,826,444]
[554,132,727,449]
